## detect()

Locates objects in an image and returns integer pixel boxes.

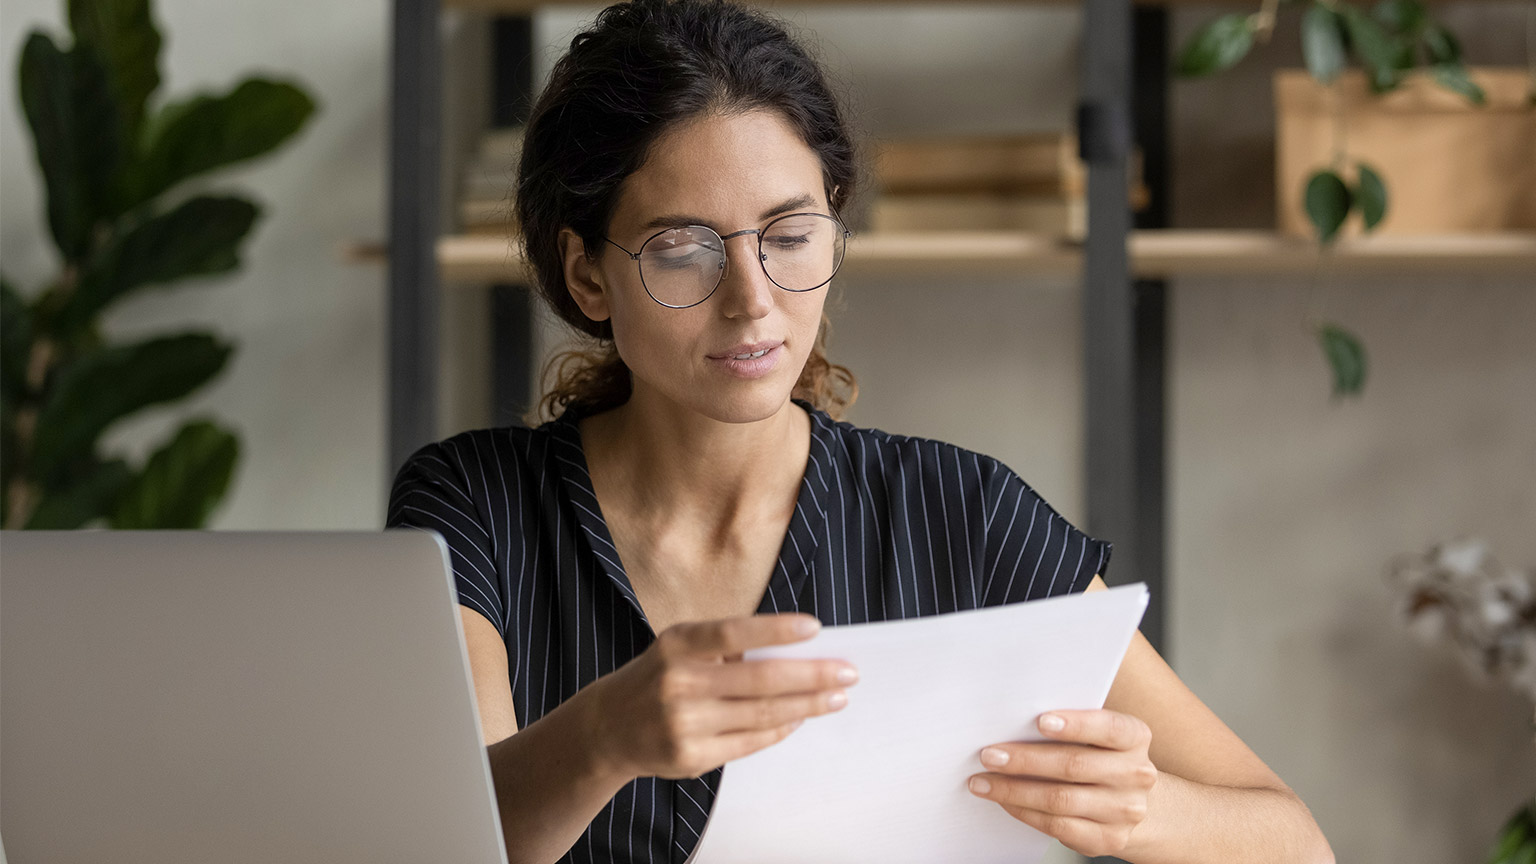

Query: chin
[677,384,797,426]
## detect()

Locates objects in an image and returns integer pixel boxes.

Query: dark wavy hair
[515,0,864,423]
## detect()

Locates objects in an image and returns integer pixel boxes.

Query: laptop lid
[1,530,508,864]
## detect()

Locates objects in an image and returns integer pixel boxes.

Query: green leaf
[1422,24,1461,65]
[112,419,238,529]
[1355,163,1388,231]
[28,333,233,482]
[1340,6,1404,92]
[1432,63,1487,105]
[59,196,260,333]
[131,78,316,207]
[24,457,134,529]
[1,275,32,404]
[1174,14,1256,77]
[1305,170,1352,245]
[1372,0,1426,36]
[1318,324,1367,397]
[17,32,123,262]
[67,0,161,149]
[1301,5,1348,84]
[1490,801,1536,864]
[1,382,18,527]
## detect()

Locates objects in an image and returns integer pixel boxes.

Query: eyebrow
[638,193,821,233]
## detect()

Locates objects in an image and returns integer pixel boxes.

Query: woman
[387,1,1332,862]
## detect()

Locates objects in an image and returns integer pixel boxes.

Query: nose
[715,232,775,320]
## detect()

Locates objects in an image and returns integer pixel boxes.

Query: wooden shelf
[348,230,1536,281]
[1131,231,1536,278]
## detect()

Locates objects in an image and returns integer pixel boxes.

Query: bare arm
[1089,575,1333,863]
[460,606,632,864]
[965,576,1332,862]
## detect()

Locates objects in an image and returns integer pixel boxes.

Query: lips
[707,339,783,360]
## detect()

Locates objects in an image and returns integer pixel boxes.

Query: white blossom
[1387,537,1536,713]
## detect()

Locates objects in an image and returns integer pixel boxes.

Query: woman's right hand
[577,613,858,781]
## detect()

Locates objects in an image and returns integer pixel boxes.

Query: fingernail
[969,777,991,795]
[828,691,848,709]
[796,618,821,636]
[980,747,1009,767]
[1040,713,1065,732]
[836,667,859,685]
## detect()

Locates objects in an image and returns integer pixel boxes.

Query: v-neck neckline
[547,398,832,640]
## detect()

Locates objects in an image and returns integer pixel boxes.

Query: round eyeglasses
[601,212,851,309]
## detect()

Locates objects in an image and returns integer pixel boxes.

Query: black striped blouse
[385,396,1113,864]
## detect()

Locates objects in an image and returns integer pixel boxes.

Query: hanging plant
[1174,0,1489,398]
[1,0,316,529]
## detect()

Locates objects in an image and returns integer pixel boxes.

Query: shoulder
[805,403,1016,503]
[807,404,1108,550]
[386,420,562,516]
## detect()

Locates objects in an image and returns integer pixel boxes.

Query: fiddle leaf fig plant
[0,0,316,529]
[1176,0,1488,398]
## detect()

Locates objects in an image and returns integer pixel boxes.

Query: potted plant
[1174,0,1499,398]
[1,0,316,529]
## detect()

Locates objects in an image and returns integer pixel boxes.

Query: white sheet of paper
[683,582,1150,864]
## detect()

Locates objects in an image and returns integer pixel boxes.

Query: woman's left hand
[967,709,1158,858]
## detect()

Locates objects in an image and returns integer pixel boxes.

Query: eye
[766,233,812,250]
[652,249,714,269]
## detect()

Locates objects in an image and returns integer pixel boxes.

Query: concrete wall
[3,1,1532,860]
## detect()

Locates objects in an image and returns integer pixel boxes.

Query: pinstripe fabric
[385,397,1112,864]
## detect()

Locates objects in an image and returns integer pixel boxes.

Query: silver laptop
[1,530,508,864]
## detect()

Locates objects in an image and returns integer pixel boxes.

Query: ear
[558,227,612,323]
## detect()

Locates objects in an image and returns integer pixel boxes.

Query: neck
[578,385,811,535]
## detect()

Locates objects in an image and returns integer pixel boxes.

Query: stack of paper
[685,583,1149,864]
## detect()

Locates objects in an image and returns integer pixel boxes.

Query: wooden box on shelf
[1274,67,1536,236]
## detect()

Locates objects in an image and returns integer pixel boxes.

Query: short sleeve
[385,438,509,642]
[978,464,1113,606]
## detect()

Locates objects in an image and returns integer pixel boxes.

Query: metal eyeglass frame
[599,211,853,309]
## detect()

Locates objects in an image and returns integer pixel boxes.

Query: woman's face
[562,109,835,425]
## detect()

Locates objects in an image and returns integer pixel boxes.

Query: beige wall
[3,1,1532,860]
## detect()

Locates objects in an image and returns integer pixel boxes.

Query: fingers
[975,741,1154,787]
[709,718,808,763]
[1036,709,1151,752]
[709,657,858,697]
[997,805,1136,859]
[710,690,849,733]
[653,716,809,780]
[661,613,822,660]
[969,775,1148,825]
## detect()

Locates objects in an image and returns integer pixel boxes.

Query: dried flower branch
[1386,538,1536,734]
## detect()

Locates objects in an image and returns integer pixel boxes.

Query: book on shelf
[868,194,1086,236]
[874,132,1081,195]
[460,125,525,233]
[867,132,1148,237]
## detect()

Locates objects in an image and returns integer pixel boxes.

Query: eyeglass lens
[638,213,846,308]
